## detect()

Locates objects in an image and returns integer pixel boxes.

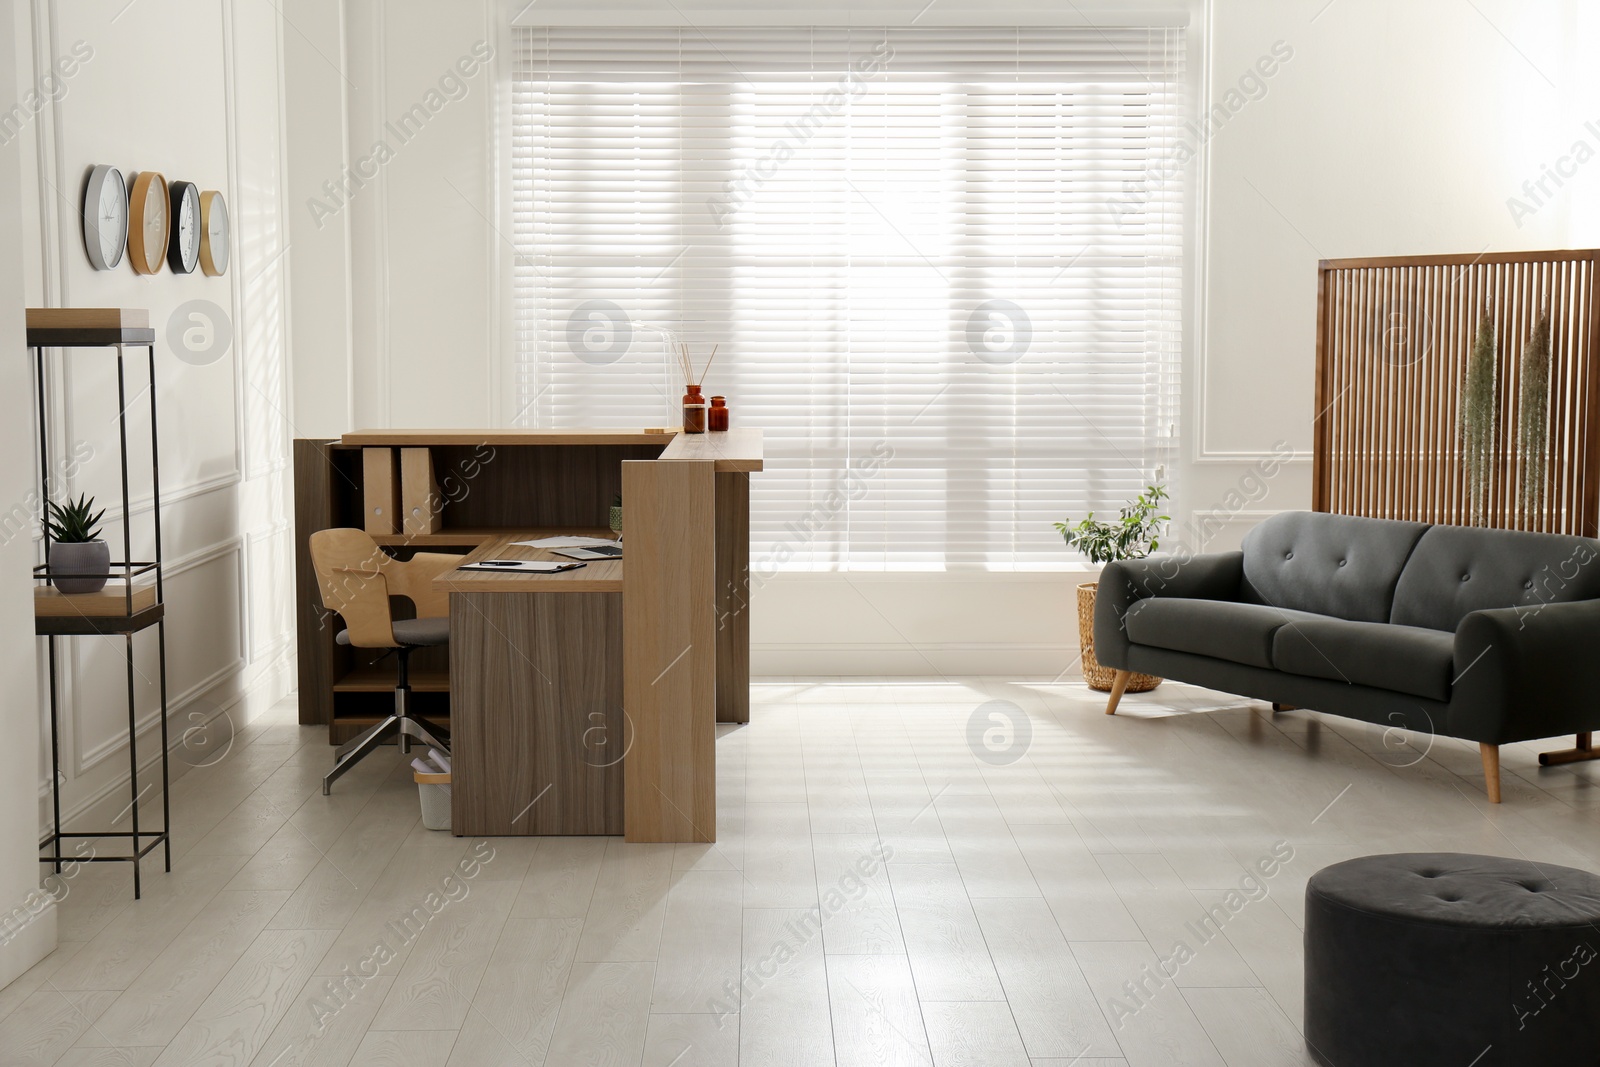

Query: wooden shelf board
[35,603,163,636]
[342,428,674,448]
[341,427,763,472]
[26,308,155,347]
[324,723,451,739]
[371,527,502,547]
[34,581,158,618]
[371,525,614,548]
[333,666,451,693]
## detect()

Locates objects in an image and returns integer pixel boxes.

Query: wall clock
[167,181,200,274]
[81,164,127,271]
[127,171,169,275]
[199,190,229,276]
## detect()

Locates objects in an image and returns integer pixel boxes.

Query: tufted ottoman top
[1308,852,1600,929]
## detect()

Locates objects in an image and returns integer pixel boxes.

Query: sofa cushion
[1241,512,1429,623]
[1123,598,1327,669]
[1391,524,1600,632]
[1272,616,1455,701]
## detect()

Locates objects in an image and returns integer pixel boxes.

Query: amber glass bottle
[682,384,708,433]
[709,395,729,432]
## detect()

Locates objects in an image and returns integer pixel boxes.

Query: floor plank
[825,954,930,1067]
[652,870,744,1014]
[542,961,655,1067]
[149,928,338,1067]
[739,909,834,1067]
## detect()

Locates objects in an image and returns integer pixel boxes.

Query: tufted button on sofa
[1093,511,1600,801]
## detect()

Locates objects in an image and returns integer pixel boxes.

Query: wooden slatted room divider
[1313,249,1600,537]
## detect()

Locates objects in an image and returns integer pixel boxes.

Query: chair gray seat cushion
[1122,598,1326,669]
[1272,617,1455,701]
[1305,853,1600,1066]
[336,617,450,647]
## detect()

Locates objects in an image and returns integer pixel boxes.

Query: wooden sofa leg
[1480,743,1501,804]
[1271,703,1297,713]
[1538,733,1600,766]
[1105,670,1131,716]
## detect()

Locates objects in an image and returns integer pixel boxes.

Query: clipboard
[457,559,587,574]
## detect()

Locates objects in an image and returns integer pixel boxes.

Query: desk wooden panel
[440,531,626,836]
[295,439,354,729]
[449,589,624,836]
[429,444,663,529]
[715,472,751,724]
[622,459,717,843]
[659,427,764,472]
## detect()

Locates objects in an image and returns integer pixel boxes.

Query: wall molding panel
[21,0,298,840]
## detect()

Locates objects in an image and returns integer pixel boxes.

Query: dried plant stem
[1517,310,1552,518]
[1460,306,1497,527]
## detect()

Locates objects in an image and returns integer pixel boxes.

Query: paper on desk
[509,535,618,548]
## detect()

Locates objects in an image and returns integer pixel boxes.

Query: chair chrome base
[323,649,450,795]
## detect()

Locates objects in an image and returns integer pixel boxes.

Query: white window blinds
[512,26,1185,570]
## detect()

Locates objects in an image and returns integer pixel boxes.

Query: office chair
[310,528,463,795]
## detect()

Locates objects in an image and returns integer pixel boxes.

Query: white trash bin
[411,750,452,830]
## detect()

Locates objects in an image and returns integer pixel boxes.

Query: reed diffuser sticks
[678,342,718,388]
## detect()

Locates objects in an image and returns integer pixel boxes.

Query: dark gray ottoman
[1305,853,1600,1066]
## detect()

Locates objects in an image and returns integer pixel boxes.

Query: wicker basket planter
[1077,582,1161,693]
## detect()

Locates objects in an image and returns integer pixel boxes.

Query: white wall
[1187,0,1597,525]
[283,0,353,439]
[0,0,54,991]
[15,0,296,852]
[285,0,1597,677]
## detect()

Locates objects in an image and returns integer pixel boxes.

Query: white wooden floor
[6,676,1600,1067]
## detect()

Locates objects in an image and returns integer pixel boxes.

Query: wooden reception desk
[292,428,761,842]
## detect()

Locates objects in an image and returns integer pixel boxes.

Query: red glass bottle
[682,384,708,434]
[709,395,729,432]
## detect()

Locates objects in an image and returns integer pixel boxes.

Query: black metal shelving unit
[30,315,171,899]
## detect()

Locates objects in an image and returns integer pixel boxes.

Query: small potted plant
[609,493,623,536]
[1055,484,1168,693]
[46,493,109,594]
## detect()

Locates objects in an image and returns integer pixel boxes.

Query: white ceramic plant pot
[49,539,110,594]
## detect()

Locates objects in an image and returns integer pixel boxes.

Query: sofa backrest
[1390,524,1600,631]
[1241,512,1429,622]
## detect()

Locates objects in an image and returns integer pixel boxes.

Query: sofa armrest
[1450,598,1600,743]
[1093,551,1245,669]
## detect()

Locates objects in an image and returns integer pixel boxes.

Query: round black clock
[167,180,200,274]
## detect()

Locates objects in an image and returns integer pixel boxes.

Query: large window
[512,26,1185,570]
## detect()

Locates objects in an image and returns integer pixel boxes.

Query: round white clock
[167,181,200,274]
[199,190,229,277]
[81,164,127,271]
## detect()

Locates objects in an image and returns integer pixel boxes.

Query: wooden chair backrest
[308,529,464,648]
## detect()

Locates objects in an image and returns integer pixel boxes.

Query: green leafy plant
[45,494,104,544]
[1461,307,1498,527]
[1517,309,1552,516]
[1054,484,1169,565]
